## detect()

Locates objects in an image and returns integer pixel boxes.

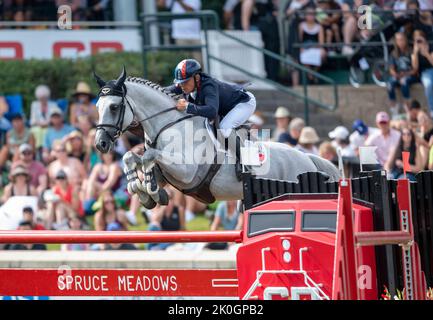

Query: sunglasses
[104,199,115,204]
[21,151,32,156]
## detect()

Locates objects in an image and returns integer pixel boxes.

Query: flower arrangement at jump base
[381,286,433,300]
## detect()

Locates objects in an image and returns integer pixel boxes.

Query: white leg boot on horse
[123,150,158,209]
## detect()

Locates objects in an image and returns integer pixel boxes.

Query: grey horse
[94,68,340,209]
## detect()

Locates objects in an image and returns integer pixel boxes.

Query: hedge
[0,51,189,115]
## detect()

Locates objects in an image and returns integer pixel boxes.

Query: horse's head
[93,66,134,153]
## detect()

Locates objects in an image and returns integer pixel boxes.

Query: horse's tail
[307,154,341,182]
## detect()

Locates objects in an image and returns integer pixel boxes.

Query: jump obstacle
[0,170,431,300]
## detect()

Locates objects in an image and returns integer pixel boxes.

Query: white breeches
[219,91,256,138]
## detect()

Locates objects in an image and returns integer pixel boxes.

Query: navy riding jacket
[166,73,251,120]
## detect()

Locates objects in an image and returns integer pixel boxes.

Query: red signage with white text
[0,30,141,60]
[0,269,238,297]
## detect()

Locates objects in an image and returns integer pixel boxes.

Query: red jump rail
[0,230,243,244]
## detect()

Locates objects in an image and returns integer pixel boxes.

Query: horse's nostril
[101,141,107,148]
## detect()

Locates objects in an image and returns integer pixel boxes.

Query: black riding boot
[225,135,243,181]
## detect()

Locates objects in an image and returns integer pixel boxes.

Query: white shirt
[349,127,379,151]
[167,0,202,40]
[30,100,60,127]
[331,140,357,158]
[365,129,401,166]
[393,0,407,11]
[418,0,433,10]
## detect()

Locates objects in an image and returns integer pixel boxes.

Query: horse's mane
[126,76,177,100]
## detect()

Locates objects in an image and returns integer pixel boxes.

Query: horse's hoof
[138,192,156,209]
[158,189,169,206]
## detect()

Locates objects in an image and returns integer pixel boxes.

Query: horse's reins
[95,84,192,147]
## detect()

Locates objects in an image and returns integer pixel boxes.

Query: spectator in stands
[86,0,111,22]
[223,0,240,29]
[56,0,86,21]
[385,127,426,181]
[272,107,291,141]
[207,200,242,250]
[0,113,35,167]
[210,200,242,232]
[403,0,433,41]
[279,117,305,147]
[7,221,46,251]
[85,128,101,171]
[296,126,320,155]
[75,114,94,138]
[48,140,86,187]
[387,32,417,116]
[328,125,357,157]
[22,206,45,230]
[0,96,11,133]
[241,0,280,81]
[316,0,342,55]
[157,0,202,62]
[412,29,433,118]
[318,141,337,161]
[30,85,59,156]
[418,111,433,147]
[298,5,327,79]
[47,169,83,228]
[65,130,87,163]
[341,0,363,55]
[365,111,401,167]
[148,188,185,251]
[105,222,137,250]
[286,0,311,16]
[83,149,122,215]
[393,0,409,19]
[42,107,75,163]
[405,99,423,127]
[7,0,31,23]
[12,143,48,194]
[341,0,384,55]
[94,191,128,231]
[69,81,98,127]
[349,119,378,155]
[1,165,37,204]
[285,0,311,86]
[61,216,89,251]
[30,85,58,128]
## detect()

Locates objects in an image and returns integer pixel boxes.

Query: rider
[166,59,257,180]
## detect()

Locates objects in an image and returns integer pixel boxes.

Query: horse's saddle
[181,119,252,204]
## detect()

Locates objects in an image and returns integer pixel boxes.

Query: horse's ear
[115,65,127,88]
[93,70,106,88]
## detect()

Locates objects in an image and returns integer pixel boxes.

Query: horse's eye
[109,104,118,111]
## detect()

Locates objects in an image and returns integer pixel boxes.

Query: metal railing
[141,11,339,124]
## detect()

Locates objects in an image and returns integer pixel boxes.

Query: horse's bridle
[95,84,178,144]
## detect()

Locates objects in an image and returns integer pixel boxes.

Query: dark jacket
[166,73,250,120]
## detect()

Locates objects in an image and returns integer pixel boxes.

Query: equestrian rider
[165,59,257,180]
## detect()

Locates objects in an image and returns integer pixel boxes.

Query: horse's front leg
[122,151,156,209]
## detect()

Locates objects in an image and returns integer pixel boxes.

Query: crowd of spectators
[0,0,112,25]
[271,99,433,181]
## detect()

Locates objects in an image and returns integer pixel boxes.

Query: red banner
[0,269,238,297]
